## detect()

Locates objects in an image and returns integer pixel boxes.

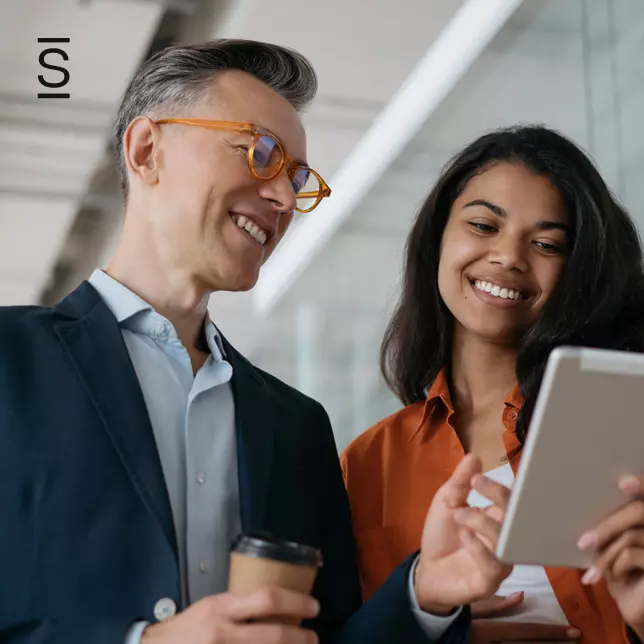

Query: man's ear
[123,116,161,189]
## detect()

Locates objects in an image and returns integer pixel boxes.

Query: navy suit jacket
[0,282,470,643]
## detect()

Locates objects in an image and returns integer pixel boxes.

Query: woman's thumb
[471,592,524,618]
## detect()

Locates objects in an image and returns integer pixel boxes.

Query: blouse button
[504,408,518,422]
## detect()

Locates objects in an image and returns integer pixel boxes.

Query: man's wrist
[412,556,458,616]
[419,603,459,617]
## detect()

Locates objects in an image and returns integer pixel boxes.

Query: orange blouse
[340,369,629,644]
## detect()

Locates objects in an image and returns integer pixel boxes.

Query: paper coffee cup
[228,532,323,625]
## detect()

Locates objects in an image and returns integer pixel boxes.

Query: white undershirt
[467,464,569,626]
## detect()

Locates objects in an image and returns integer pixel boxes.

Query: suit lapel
[54,283,177,556]
[222,336,274,533]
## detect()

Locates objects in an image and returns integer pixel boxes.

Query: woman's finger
[578,499,644,552]
[472,619,581,641]
[611,545,644,578]
[582,529,644,583]
[471,592,524,618]
[619,475,644,495]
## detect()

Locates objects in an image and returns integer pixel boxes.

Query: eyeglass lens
[250,134,321,211]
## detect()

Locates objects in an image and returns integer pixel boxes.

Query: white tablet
[496,346,644,568]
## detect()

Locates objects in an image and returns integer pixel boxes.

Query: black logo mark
[38,38,70,99]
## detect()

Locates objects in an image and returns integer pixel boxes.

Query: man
[0,40,509,643]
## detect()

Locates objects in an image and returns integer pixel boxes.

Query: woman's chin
[459,322,524,347]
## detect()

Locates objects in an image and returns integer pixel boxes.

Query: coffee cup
[228,532,323,624]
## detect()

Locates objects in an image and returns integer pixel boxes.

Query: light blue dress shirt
[89,269,458,642]
[89,270,240,641]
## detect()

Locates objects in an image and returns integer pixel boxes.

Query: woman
[341,125,644,643]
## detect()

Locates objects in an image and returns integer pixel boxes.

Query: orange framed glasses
[154,118,331,213]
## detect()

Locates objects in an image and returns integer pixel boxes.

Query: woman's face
[437,162,570,346]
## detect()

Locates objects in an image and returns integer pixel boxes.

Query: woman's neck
[449,324,518,413]
[448,325,519,468]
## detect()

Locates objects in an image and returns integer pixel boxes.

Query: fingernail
[309,599,320,615]
[620,476,640,493]
[508,591,524,600]
[581,567,600,585]
[577,532,596,551]
[567,627,582,638]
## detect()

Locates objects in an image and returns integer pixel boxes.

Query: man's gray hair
[113,39,318,199]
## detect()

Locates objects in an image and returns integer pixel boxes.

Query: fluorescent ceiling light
[254,0,524,316]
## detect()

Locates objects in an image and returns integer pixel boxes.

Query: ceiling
[1,0,642,448]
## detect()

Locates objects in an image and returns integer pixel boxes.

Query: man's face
[140,70,307,292]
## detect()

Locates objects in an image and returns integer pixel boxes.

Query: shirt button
[153,323,165,337]
[196,472,206,484]
[153,597,176,622]
[199,562,209,573]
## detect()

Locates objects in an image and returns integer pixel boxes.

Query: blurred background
[1,0,642,450]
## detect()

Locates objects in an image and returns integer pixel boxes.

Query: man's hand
[578,473,644,640]
[414,453,512,614]
[471,593,581,641]
[141,587,320,644]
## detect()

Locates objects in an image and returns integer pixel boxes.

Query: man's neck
[105,246,211,356]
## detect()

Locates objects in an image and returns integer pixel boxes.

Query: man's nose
[258,170,297,214]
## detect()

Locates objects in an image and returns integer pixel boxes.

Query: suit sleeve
[0,617,139,644]
[307,402,470,644]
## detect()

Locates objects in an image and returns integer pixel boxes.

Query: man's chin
[221,270,260,293]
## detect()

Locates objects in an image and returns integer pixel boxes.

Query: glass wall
[248,0,644,451]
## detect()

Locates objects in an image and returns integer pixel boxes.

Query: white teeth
[232,214,268,246]
[473,280,523,301]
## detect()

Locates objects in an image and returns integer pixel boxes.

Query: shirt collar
[505,381,523,409]
[88,269,226,359]
[409,369,453,442]
[89,269,152,324]
[409,367,523,442]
